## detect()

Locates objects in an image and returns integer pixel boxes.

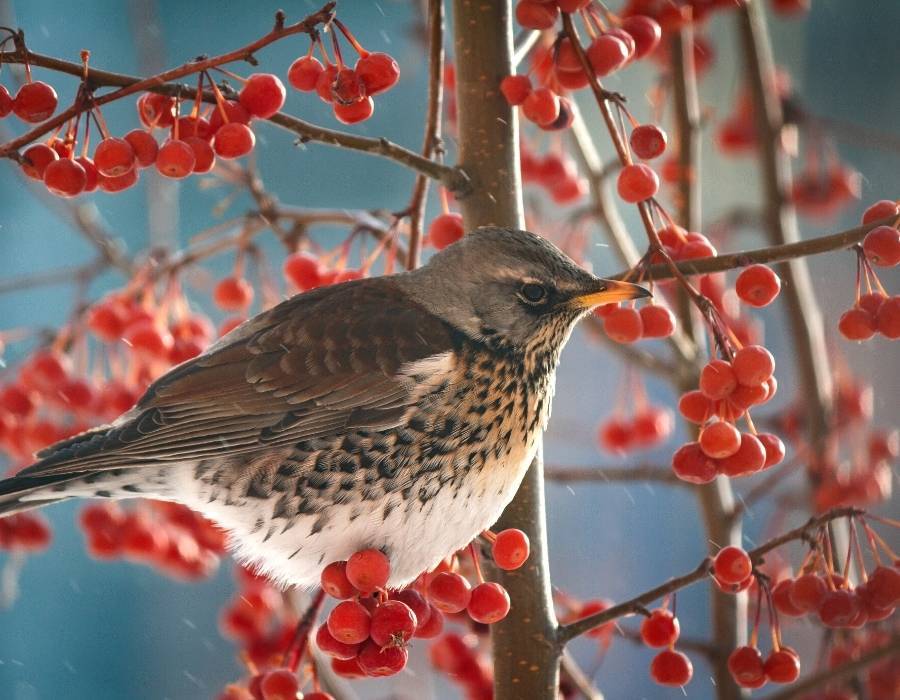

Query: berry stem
[286,587,325,673]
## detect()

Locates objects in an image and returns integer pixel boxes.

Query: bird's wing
[20,277,461,477]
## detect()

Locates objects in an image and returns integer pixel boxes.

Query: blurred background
[0,1,897,698]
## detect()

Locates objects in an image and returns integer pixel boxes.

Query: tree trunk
[451,2,561,698]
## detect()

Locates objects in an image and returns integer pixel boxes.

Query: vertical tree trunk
[451,2,561,698]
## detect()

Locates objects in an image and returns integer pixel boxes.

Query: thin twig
[560,650,605,700]
[405,0,444,270]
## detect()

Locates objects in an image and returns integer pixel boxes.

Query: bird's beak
[570,279,651,309]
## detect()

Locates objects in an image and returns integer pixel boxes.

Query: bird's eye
[519,282,548,304]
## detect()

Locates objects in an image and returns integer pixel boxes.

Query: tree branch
[544,465,682,485]
[0,7,468,192]
[609,217,885,282]
[557,507,861,644]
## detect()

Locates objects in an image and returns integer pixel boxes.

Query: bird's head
[403,226,649,354]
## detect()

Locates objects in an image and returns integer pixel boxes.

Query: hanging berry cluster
[286,19,399,124]
[596,373,673,454]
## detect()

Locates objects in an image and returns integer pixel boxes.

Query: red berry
[43,158,87,198]
[867,566,900,608]
[732,345,775,386]
[603,307,643,343]
[789,574,827,612]
[76,157,99,192]
[315,623,359,660]
[94,137,136,177]
[818,589,860,628]
[413,605,444,638]
[331,68,365,105]
[863,225,900,266]
[557,0,590,11]
[156,139,196,179]
[355,52,400,95]
[522,88,560,127]
[287,56,325,92]
[357,641,408,677]
[330,656,366,679]
[240,73,286,118]
[839,307,876,341]
[598,418,632,454]
[758,433,786,468]
[772,578,804,616]
[345,549,390,592]
[631,406,673,446]
[640,608,680,648]
[718,432,767,477]
[467,582,510,624]
[728,646,767,689]
[630,124,667,160]
[699,360,737,400]
[173,115,212,141]
[123,129,159,168]
[259,669,298,700]
[283,252,323,290]
[876,295,900,338]
[321,561,356,599]
[678,390,713,424]
[0,85,12,117]
[764,648,800,684]
[213,122,256,159]
[621,15,662,60]
[208,100,252,134]
[21,143,58,180]
[861,199,899,224]
[736,264,781,307]
[213,277,254,311]
[327,600,371,644]
[671,442,718,484]
[586,35,629,76]
[13,81,58,122]
[492,528,530,570]
[369,600,417,646]
[136,93,176,129]
[500,74,532,106]
[515,0,559,30]
[650,649,693,687]
[713,546,753,585]
[391,590,431,632]
[427,571,472,613]
[333,97,374,125]
[184,136,216,174]
[617,163,659,203]
[98,167,139,193]
[699,421,742,459]
[428,213,464,249]
[638,304,675,338]
[315,64,339,103]
[123,320,173,360]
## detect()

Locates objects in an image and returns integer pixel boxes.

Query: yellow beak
[570,279,651,309]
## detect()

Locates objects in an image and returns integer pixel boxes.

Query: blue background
[0,1,897,698]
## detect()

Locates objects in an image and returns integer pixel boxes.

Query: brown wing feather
[22,277,460,477]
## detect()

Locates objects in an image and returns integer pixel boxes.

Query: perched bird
[0,227,647,587]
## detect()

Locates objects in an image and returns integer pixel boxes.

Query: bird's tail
[0,471,80,517]
[0,421,125,517]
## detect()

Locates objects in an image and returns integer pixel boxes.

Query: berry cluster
[79,501,224,580]
[317,531,528,680]
[838,199,900,341]
[429,632,494,699]
[0,511,51,552]
[596,375,673,454]
[674,346,784,483]
[639,605,694,688]
[520,146,589,205]
[596,299,677,344]
[286,21,399,124]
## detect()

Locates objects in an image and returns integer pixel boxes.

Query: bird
[0,227,648,588]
